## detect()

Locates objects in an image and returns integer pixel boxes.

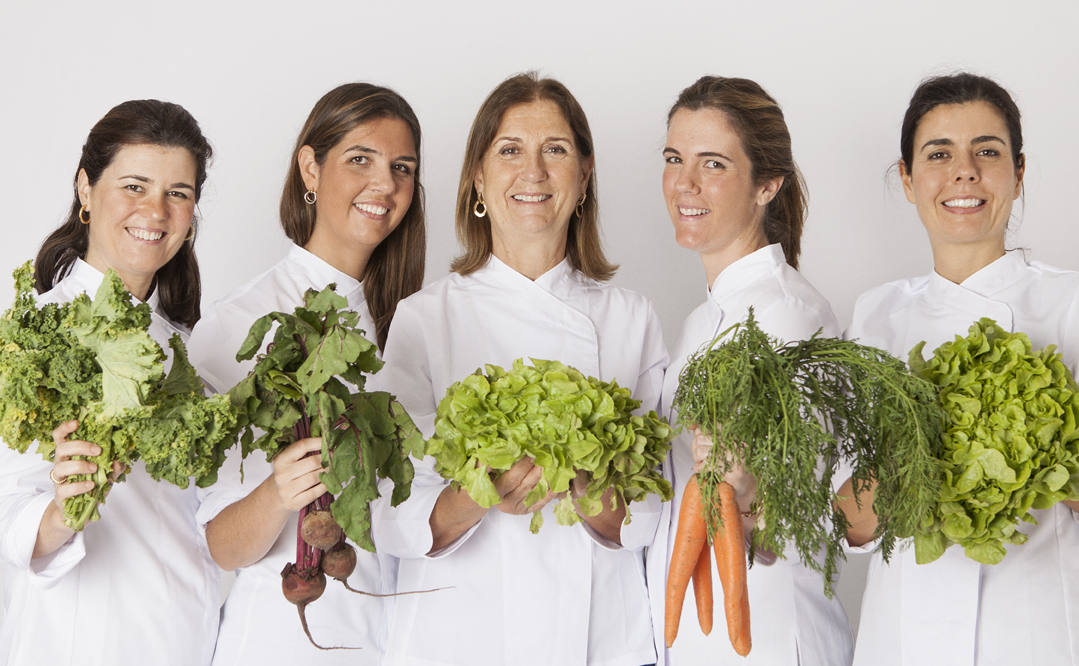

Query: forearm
[206,475,292,570]
[428,485,488,554]
[837,477,879,547]
[32,501,76,560]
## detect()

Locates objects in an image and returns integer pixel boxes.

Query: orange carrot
[714,480,751,656]
[665,474,707,648]
[691,542,713,635]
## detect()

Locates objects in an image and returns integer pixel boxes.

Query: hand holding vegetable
[492,458,561,516]
[270,437,328,513]
[47,421,98,506]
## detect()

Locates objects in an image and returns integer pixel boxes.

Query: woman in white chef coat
[0,100,219,666]
[187,83,425,665]
[370,72,669,666]
[838,72,1079,666]
[659,76,853,665]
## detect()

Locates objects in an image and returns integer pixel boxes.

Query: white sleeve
[0,446,87,584]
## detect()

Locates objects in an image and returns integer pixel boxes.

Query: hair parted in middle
[452,71,616,281]
[279,82,426,349]
[668,76,806,269]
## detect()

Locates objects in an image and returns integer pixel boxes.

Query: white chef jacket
[660,244,853,666]
[0,259,220,666]
[189,244,390,665]
[846,250,1079,666]
[370,255,669,666]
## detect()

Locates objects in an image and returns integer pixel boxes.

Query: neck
[700,232,769,288]
[931,241,1006,284]
[492,230,568,281]
[82,254,151,302]
[304,230,371,281]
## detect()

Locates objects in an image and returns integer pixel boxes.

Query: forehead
[104,143,197,175]
[495,99,573,136]
[333,116,416,154]
[915,101,1012,144]
[667,107,747,155]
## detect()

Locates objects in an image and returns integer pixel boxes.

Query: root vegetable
[301,509,343,550]
[665,474,707,647]
[281,564,360,651]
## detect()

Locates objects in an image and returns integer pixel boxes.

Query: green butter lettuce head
[427,358,674,533]
[910,318,1079,564]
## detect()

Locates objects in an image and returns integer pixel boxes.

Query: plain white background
[2,0,1077,656]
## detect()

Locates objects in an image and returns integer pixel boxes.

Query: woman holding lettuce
[187,82,426,665]
[0,100,220,665]
[839,73,1079,666]
[371,72,669,666]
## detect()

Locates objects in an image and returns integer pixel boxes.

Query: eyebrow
[343,145,418,163]
[118,174,195,190]
[919,135,1006,152]
[494,135,573,144]
[662,147,732,161]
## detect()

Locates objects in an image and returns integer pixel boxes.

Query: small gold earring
[185,223,196,242]
[575,193,586,219]
[79,205,91,224]
[473,192,487,218]
[304,190,317,205]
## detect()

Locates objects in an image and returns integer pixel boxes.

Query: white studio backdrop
[1,0,1076,651]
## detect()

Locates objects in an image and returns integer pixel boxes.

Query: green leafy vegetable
[909,318,1079,565]
[427,358,674,533]
[226,284,422,552]
[673,310,944,595]
[0,261,237,530]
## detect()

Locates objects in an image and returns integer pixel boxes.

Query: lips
[678,207,710,217]
[942,197,986,209]
[511,193,552,203]
[353,202,389,216]
[126,227,164,241]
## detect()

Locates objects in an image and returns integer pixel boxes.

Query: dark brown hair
[452,72,615,280]
[900,72,1024,173]
[668,76,806,269]
[35,99,211,328]
[279,82,426,349]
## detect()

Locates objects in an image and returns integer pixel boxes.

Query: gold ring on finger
[49,468,64,485]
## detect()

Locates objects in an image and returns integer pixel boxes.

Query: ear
[473,167,484,199]
[297,146,321,192]
[899,160,916,204]
[756,176,783,207]
[76,169,91,207]
[578,156,594,195]
[1013,153,1026,199]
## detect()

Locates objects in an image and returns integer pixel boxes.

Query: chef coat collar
[287,243,363,301]
[928,249,1027,300]
[65,258,165,315]
[707,243,786,303]
[483,253,576,292]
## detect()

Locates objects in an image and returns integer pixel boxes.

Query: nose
[520,150,547,183]
[142,194,167,221]
[368,164,396,194]
[674,165,699,194]
[952,152,980,183]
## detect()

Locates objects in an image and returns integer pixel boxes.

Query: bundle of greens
[226,284,422,553]
[673,310,944,594]
[909,318,1079,565]
[0,262,236,530]
[427,358,674,533]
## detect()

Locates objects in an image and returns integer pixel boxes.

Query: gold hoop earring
[185,223,196,242]
[304,190,317,205]
[473,193,487,218]
[79,205,91,224]
[575,193,586,219]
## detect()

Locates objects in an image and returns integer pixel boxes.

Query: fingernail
[91,447,101,455]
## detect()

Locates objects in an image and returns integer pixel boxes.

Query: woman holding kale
[370,72,668,666]
[659,76,852,665]
[187,82,426,665]
[839,73,1079,666]
[0,100,220,665]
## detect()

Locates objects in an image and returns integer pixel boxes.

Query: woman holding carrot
[659,76,853,665]
[838,72,1079,666]
[0,100,220,665]
[370,72,669,666]
[187,82,425,665]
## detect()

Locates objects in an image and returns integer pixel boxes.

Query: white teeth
[679,207,710,216]
[512,194,551,202]
[355,203,389,215]
[128,228,164,241]
[943,198,985,209]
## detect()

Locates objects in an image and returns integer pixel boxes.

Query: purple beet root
[281,563,359,651]
[322,543,357,582]
[300,510,343,551]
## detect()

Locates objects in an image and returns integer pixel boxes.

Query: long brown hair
[668,76,806,269]
[279,83,426,349]
[35,99,211,327]
[452,72,615,280]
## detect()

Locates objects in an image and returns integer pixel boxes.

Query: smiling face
[901,101,1024,263]
[662,108,781,280]
[474,100,591,254]
[300,115,417,279]
[79,143,198,300]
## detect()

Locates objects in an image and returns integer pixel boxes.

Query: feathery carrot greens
[673,310,943,594]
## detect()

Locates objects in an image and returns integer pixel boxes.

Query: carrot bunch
[665,474,751,656]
